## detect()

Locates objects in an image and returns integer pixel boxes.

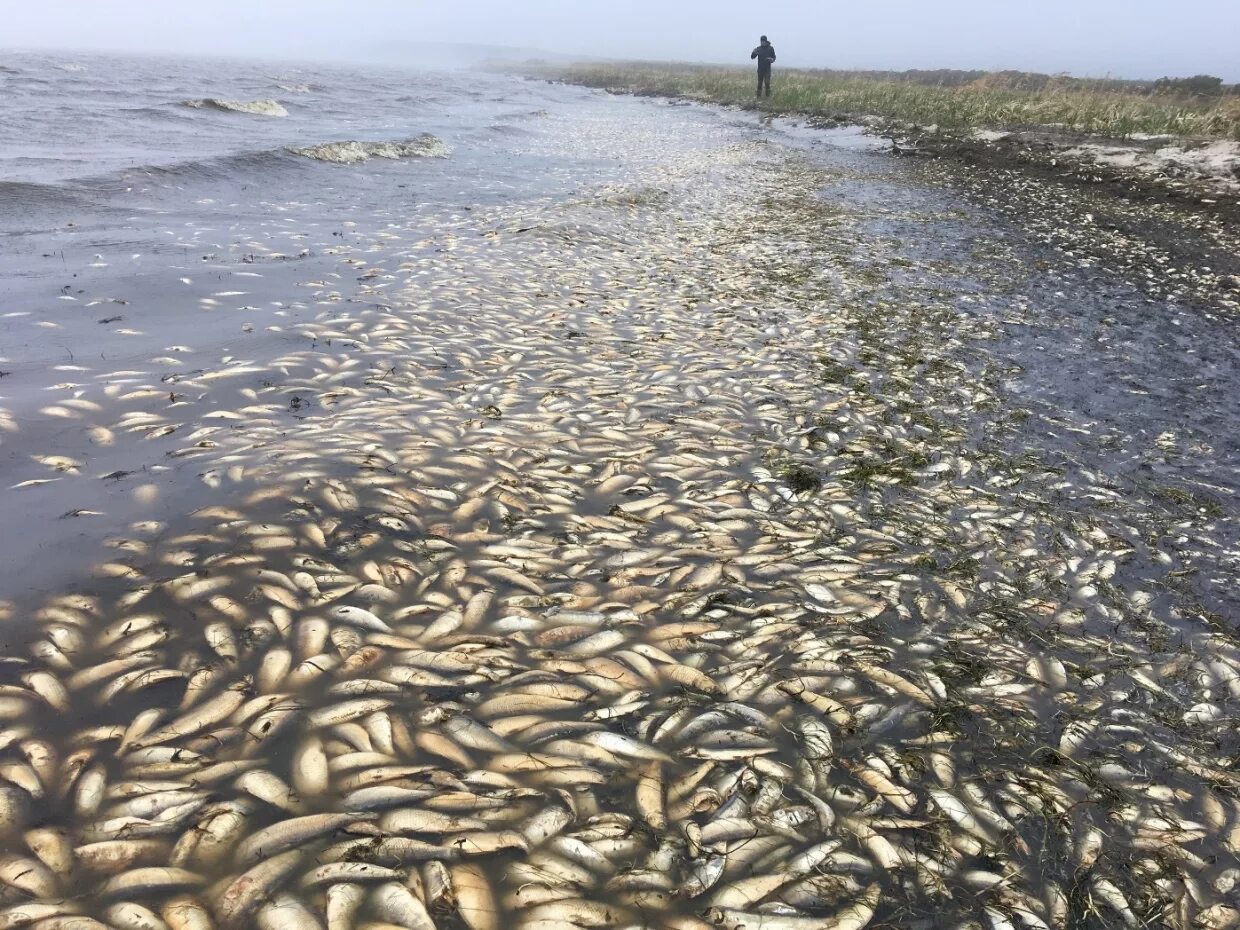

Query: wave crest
[0,179,84,208]
[288,134,449,164]
[183,98,289,117]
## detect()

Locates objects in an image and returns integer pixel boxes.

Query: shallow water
[1,50,1238,930]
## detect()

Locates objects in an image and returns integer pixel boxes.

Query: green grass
[516,62,1240,141]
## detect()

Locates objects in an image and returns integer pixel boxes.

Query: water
[2,48,1239,930]
[1,51,531,186]
[0,50,727,600]
[0,49,669,294]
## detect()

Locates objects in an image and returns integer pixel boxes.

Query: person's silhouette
[751,35,777,97]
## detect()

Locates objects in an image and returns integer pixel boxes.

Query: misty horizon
[2,0,1238,83]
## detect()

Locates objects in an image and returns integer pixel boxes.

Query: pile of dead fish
[1,127,1238,930]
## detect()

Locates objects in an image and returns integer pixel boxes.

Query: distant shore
[504,61,1240,211]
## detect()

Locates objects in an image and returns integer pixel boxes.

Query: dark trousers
[757,67,771,97]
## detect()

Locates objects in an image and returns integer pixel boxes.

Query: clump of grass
[780,464,823,494]
[514,62,1240,141]
[839,457,915,488]
[816,355,855,384]
[1152,484,1224,517]
[597,186,671,207]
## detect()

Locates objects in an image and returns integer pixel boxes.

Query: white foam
[289,135,450,164]
[184,98,289,117]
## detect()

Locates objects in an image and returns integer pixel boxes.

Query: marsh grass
[527,62,1240,140]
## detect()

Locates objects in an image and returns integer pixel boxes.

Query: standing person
[751,35,776,98]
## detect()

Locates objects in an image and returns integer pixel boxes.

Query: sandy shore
[0,88,1238,928]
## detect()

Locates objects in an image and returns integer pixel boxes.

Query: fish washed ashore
[1,52,1240,930]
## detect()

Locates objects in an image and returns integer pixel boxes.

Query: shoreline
[517,73,1240,312]
[511,65,1240,220]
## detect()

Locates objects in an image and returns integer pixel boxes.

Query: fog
[2,0,1238,81]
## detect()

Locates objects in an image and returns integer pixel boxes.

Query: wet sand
[0,84,1238,929]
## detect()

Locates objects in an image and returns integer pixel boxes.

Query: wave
[486,122,534,138]
[182,98,288,117]
[0,179,85,208]
[107,148,306,186]
[2,134,452,206]
[288,134,449,164]
[275,82,312,94]
[74,135,449,188]
[122,105,197,121]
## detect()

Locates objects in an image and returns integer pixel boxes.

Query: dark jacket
[751,43,777,69]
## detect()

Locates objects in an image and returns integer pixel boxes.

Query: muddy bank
[903,134,1240,316]
[895,128,1240,311]
[883,128,1240,209]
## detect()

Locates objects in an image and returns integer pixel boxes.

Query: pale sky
[3,0,1237,81]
